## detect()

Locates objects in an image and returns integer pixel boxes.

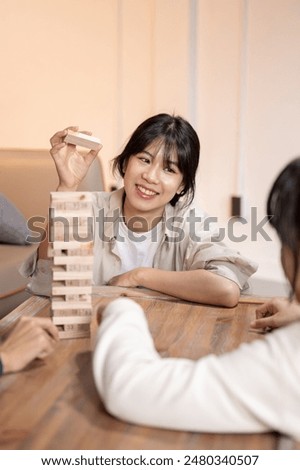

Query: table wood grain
[0,288,296,450]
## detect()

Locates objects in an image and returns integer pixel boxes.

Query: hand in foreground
[50,126,102,191]
[96,298,117,325]
[250,298,300,331]
[0,316,59,374]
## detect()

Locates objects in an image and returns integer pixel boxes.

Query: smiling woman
[113,114,200,210]
[23,114,257,307]
[122,143,185,230]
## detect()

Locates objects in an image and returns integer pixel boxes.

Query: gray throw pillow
[0,193,31,245]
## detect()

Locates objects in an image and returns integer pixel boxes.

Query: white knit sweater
[93,298,300,439]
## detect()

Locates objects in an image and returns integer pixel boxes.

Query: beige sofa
[0,148,104,318]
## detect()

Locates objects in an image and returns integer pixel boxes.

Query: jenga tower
[48,192,94,339]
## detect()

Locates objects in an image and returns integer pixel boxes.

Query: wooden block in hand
[64,130,102,151]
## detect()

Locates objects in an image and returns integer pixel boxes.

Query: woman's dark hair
[267,157,300,293]
[113,113,200,206]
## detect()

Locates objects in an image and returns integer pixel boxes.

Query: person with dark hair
[93,157,300,438]
[251,157,300,330]
[28,114,256,306]
[112,114,200,207]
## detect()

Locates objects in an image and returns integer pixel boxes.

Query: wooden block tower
[48,192,94,339]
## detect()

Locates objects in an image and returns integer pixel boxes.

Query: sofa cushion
[0,193,31,245]
[0,244,38,297]
[0,244,38,318]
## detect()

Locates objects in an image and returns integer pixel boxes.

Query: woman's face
[281,245,300,301]
[122,140,184,227]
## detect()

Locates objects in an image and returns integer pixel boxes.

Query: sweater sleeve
[92,298,300,439]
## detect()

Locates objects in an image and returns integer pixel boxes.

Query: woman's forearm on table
[138,268,240,307]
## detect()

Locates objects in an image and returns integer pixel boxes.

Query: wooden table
[0,287,297,450]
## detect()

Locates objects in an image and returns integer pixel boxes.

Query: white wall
[195,0,300,293]
[1,0,300,294]
[239,0,300,293]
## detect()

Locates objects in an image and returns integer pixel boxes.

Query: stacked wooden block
[48,192,94,339]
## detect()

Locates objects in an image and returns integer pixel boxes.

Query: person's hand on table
[250,297,300,331]
[0,316,59,374]
[96,298,124,325]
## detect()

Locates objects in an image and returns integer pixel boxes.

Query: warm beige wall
[0,0,193,190]
[116,0,192,156]
[1,0,300,288]
[196,0,242,220]
[0,0,240,203]
[0,0,120,188]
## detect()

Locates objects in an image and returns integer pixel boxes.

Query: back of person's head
[113,113,200,206]
[267,157,300,292]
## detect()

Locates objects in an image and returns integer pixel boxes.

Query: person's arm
[250,298,300,330]
[93,298,300,438]
[0,316,59,374]
[37,126,102,261]
[108,207,256,307]
[108,268,240,307]
[20,127,102,296]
